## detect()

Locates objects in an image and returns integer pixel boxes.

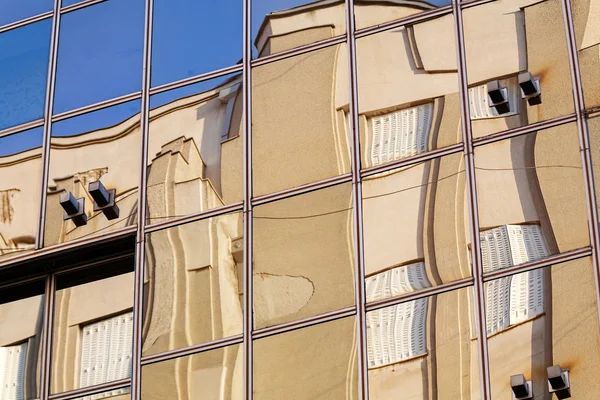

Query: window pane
[357,14,461,169]
[253,183,354,329]
[252,45,351,197]
[44,101,140,247]
[53,0,144,114]
[252,0,346,58]
[51,263,134,394]
[0,20,51,131]
[363,152,469,303]
[463,0,574,138]
[141,344,242,400]
[474,123,589,264]
[570,0,600,109]
[487,257,600,399]
[0,128,43,260]
[589,116,600,221]
[0,280,46,400]
[147,75,243,224]
[354,0,451,31]
[151,0,242,87]
[253,316,358,399]
[366,287,481,399]
[0,0,52,26]
[143,212,243,356]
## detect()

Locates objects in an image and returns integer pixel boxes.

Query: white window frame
[0,342,27,400]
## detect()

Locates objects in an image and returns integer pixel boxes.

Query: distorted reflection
[44,101,141,247]
[366,288,480,399]
[51,264,134,395]
[151,0,242,87]
[589,116,600,209]
[252,45,351,196]
[252,0,346,58]
[355,0,451,31]
[0,280,45,400]
[143,212,243,356]
[253,316,358,400]
[147,75,243,224]
[570,0,600,109]
[0,1,53,27]
[475,124,589,262]
[0,19,51,131]
[0,128,43,260]
[141,344,242,400]
[253,184,354,329]
[357,14,461,168]
[363,153,469,300]
[53,0,144,114]
[464,0,574,138]
[487,258,600,399]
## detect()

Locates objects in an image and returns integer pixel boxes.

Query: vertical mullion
[453,1,491,399]
[560,0,600,326]
[131,0,153,397]
[40,274,56,400]
[344,0,369,399]
[35,0,62,250]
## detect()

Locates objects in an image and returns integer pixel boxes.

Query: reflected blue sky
[150,74,239,109]
[0,127,43,157]
[0,0,53,27]
[52,100,141,137]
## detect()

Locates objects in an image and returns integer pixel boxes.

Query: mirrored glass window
[51,261,134,394]
[252,0,346,58]
[147,75,243,224]
[474,123,589,270]
[487,257,600,399]
[143,212,243,356]
[253,183,354,329]
[0,280,46,400]
[141,344,243,400]
[0,20,51,131]
[0,128,44,260]
[570,0,600,109]
[53,0,144,114]
[463,0,574,138]
[357,14,461,170]
[253,316,358,399]
[363,152,469,303]
[354,0,452,31]
[0,0,53,26]
[589,116,600,219]
[252,45,351,197]
[44,101,141,247]
[151,0,242,87]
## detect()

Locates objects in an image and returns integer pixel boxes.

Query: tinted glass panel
[252,45,351,196]
[363,152,469,303]
[0,281,45,400]
[354,0,452,31]
[0,20,51,131]
[366,287,481,399]
[253,183,354,329]
[474,124,589,270]
[253,316,358,399]
[53,0,144,114]
[141,344,242,399]
[0,128,44,260]
[571,0,600,109]
[590,116,600,217]
[357,14,461,170]
[44,101,141,247]
[252,0,346,58]
[487,257,600,399]
[463,0,574,138]
[151,0,242,87]
[143,212,243,356]
[147,75,243,224]
[0,0,52,26]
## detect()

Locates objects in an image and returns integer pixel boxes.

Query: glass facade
[0,0,600,399]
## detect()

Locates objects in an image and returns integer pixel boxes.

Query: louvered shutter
[0,343,27,400]
[370,104,433,166]
[469,80,519,119]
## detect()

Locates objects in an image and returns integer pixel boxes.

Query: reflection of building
[2,0,600,399]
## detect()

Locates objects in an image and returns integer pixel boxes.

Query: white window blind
[370,104,433,166]
[0,343,27,400]
[365,262,430,368]
[469,80,519,119]
[479,225,549,335]
[80,312,133,400]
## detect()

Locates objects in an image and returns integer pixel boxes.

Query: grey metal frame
[0,0,599,399]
